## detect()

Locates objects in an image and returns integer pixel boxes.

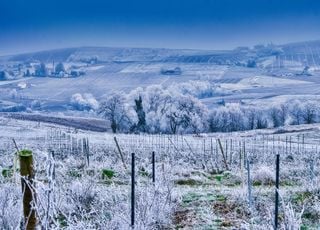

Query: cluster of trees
[208,101,320,133]
[98,84,208,134]
[0,70,14,80]
[97,82,320,134]
[27,62,66,77]
[34,63,48,77]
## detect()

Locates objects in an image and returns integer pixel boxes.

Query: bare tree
[98,93,128,133]
[302,103,316,124]
[270,107,282,127]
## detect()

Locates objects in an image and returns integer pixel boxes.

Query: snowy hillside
[0,41,320,133]
[1,42,320,229]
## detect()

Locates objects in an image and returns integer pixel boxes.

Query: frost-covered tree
[165,95,207,134]
[55,62,65,74]
[0,71,6,80]
[24,69,31,77]
[245,108,257,130]
[279,104,288,126]
[302,102,317,124]
[168,81,220,99]
[270,107,282,127]
[35,63,48,77]
[269,104,288,127]
[133,95,147,133]
[227,105,245,131]
[247,59,257,68]
[0,71,12,80]
[209,105,245,132]
[289,101,304,125]
[144,85,172,133]
[208,110,221,132]
[98,93,128,133]
[256,112,268,129]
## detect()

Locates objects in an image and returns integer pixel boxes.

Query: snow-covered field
[1,41,320,229]
[1,117,320,229]
[1,41,320,116]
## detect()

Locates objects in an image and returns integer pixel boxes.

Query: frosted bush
[70,93,99,111]
[31,100,41,109]
[168,80,223,99]
[0,184,21,229]
[281,200,304,229]
[252,166,275,185]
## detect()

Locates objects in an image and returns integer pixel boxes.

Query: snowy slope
[0,41,320,115]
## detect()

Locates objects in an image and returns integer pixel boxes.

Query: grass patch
[56,213,68,228]
[253,181,262,186]
[102,169,115,179]
[292,191,313,204]
[68,169,82,178]
[175,178,202,186]
[280,180,296,186]
[1,168,14,178]
[207,171,241,186]
[182,192,226,204]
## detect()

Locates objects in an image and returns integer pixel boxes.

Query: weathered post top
[19,149,37,230]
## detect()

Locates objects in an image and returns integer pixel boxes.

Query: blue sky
[1,0,320,55]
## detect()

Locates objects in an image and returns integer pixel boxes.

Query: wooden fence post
[217,139,229,171]
[114,137,127,170]
[19,149,37,230]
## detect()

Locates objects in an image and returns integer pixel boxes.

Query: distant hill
[3,39,319,65]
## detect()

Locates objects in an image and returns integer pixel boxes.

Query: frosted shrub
[0,184,21,229]
[281,201,304,230]
[135,181,176,229]
[67,181,98,215]
[167,80,224,99]
[70,93,99,111]
[252,166,275,186]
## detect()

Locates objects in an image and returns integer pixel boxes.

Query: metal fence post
[131,152,135,228]
[274,154,280,230]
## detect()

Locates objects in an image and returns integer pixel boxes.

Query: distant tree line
[97,83,320,134]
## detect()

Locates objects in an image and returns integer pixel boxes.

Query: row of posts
[15,140,282,230]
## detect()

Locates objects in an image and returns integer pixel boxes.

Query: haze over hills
[0,39,320,124]
[2,39,320,62]
[3,1,320,229]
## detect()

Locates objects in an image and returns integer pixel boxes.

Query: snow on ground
[221,75,310,91]
[244,94,320,106]
[2,45,320,116]
[2,44,320,229]
[259,56,276,68]
[0,77,34,86]
[120,63,165,73]
[1,117,320,229]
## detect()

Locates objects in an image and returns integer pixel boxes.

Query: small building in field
[160,67,182,75]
